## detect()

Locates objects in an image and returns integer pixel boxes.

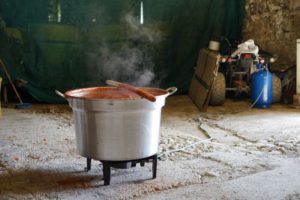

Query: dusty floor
[0,96,300,200]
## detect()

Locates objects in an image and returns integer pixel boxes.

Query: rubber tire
[272,74,282,103]
[210,73,226,106]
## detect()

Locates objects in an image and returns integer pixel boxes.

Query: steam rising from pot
[86,13,163,87]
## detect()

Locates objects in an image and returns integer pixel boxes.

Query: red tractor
[209,39,282,106]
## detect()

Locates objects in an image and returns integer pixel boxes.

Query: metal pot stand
[84,154,158,185]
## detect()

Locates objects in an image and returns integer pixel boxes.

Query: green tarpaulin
[0,0,244,103]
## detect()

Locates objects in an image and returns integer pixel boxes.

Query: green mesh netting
[0,0,245,103]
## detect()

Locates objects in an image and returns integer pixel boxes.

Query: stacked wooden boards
[189,49,220,111]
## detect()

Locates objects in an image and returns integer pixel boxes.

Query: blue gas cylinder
[251,69,272,108]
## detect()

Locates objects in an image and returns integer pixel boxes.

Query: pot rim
[64,86,171,101]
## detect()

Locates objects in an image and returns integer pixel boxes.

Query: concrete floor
[0,96,300,199]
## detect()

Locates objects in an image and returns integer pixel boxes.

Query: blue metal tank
[251,69,272,108]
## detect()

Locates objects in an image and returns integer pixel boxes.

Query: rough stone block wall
[243,0,300,68]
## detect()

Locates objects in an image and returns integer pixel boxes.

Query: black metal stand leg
[102,162,111,185]
[152,154,157,179]
[84,158,91,171]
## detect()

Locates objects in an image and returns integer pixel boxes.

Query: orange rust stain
[57,178,92,188]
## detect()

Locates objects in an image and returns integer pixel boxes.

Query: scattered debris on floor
[0,96,300,199]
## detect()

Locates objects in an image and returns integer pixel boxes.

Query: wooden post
[293,39,300,107]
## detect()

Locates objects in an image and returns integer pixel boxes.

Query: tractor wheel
[210,72,226,106]
[272,74,282,103]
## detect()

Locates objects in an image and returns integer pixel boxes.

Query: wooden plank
[189,75,208,109]
[189,49,220,111]
[194,49,209,77]
[202,54,220,111]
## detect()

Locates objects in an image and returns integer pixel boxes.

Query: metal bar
[84,158,91,172]
[152,154,157,179]
[194,74,209,90]
[102,162,111,186]
[226,87,237,91]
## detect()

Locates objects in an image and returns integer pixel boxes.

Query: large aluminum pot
[63,86,177,161]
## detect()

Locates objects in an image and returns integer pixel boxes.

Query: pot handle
[166,87,177,97]
[55,90,65,99]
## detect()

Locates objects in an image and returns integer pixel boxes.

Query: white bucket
[208,40,220,51]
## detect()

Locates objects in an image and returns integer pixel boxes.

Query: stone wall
[243,0,300,68]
